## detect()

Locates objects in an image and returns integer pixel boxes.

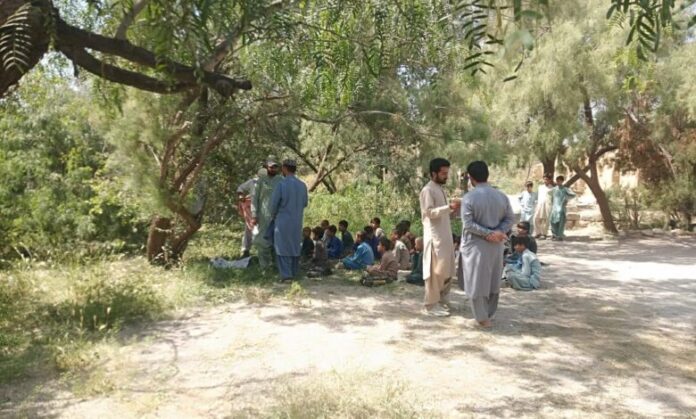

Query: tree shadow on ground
[2,238,694,417]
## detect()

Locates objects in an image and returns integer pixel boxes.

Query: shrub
[304,183,421,235]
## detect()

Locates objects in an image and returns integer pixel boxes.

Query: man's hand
[449,198,461,211]
[251,217,258,226]
[485,231,506,243]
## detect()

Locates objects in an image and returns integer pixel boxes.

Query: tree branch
[565,146,618,187]
[57,45,196,94]
[115,0,149,40]
[55,17,252,96]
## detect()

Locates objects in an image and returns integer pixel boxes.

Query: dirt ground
[2,235,695,418]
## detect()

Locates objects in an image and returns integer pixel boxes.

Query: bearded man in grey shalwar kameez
[459,161,514,328]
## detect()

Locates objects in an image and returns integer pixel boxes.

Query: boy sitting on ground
[319,219,330,241]
[405,237,424,286]
[301,226,314,262]
[339,231,375,270]
[391,229,411,270]
[338,220,354,256]
[363,225,381,260]
[325,225,343,259]
[504,236,542,291]
[361,237,399,286]
[307,226,331,278]
[396,220,414,251]
[505,221,538,265]
[371,217,385,239]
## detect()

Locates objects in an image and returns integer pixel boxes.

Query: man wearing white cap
[269,159,308,281]
[252,156,282,268]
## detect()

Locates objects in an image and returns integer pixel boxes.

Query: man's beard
[435,177,447,185]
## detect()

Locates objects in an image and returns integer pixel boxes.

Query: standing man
[252,156,282,269]
[459,161,514,328]
[419,158,460,317]
[269,159,308,282]
[236,168,263,258]
[533,174,554,239]
[550,175,576,241]
[518,181,537,235]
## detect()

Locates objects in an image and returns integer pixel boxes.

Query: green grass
[0,225,280,386]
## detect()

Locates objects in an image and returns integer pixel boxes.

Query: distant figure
[235,169,262,257]
[362,237,399,286]
[269,159,308,282]
[325,225,343,259]
[550,175,577,241]
[504,236,541,291]
[341,231,375,270]
[391,229,411,270]
[371,217,385,239]
[301,226,314,261]
[252,157,282,268]
[459,161,514,328]
[518,181,537,235]
[405,237,424,286]
[307,226,331,278]
[420,158,460,317]
[338,220,354,256]
[533,174,554,239]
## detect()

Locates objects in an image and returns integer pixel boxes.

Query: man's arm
[420,188,453,220]
[461,195,493,238]
[497,195,515,234]
[251,181,261,219]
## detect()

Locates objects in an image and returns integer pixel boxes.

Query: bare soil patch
[2,236,695,418]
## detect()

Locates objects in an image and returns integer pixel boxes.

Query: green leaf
[519,10,544,20]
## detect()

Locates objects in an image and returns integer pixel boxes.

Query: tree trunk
[541,155,555,178]
[146,216,171,263]
[577,163,618,234]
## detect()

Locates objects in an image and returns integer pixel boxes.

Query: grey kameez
[458,183,514,322]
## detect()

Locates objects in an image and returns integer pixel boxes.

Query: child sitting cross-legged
[404,237,424,286]
[307,226,332,278]
[338,231,374,270]
[504,236,542,291]
[391,229,411,270]
[361,237,399,287]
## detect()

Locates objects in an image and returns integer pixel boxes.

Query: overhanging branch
[55,16,251,96]
[58,46,194,94]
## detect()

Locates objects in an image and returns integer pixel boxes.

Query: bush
[304,183,421,235]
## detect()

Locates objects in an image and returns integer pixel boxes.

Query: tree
[0,0,253,97]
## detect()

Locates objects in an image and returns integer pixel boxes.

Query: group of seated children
[302,217,543,291]
[503,221,542,291]
[301,217,424,286]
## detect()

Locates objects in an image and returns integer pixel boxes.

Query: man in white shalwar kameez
[419,158,460,317]
[533,174,554,239]
[459,161,514,328]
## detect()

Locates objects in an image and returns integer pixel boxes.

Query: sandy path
[2,236,695,418]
